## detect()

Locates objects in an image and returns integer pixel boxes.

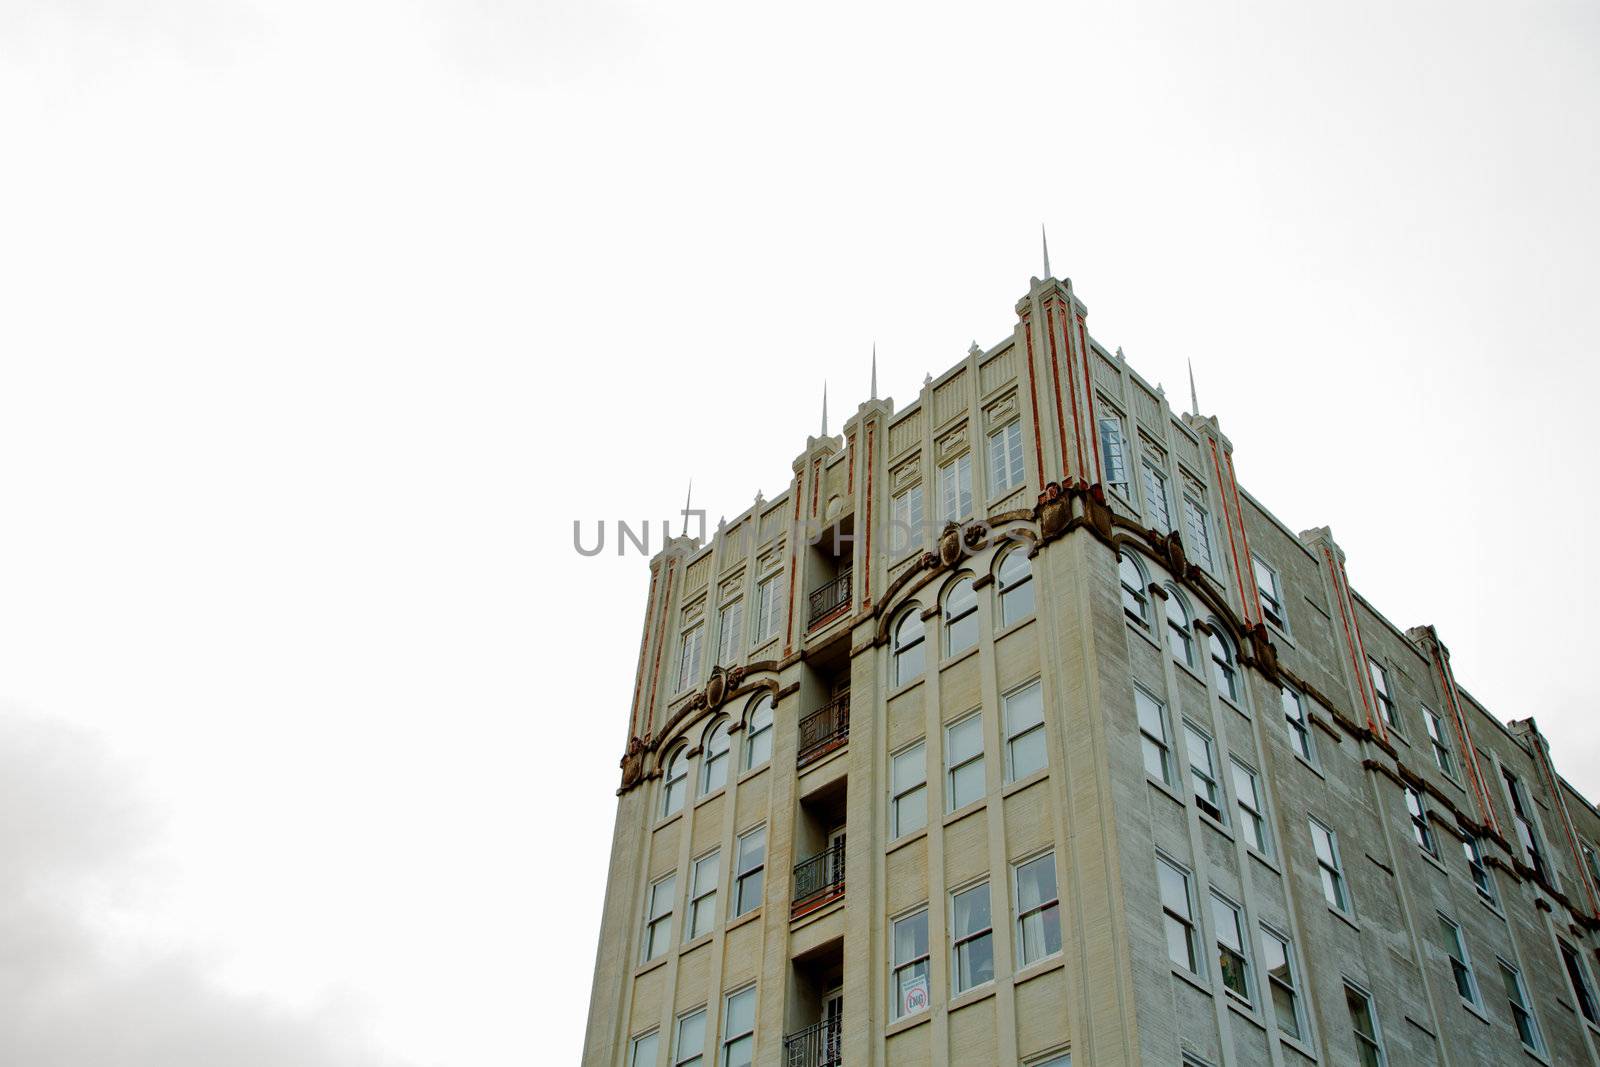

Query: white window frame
[987,420,1025,496]
[943,575,978,657]
[1003,679,1046,782]
[1344,980,1387,1066]
[1232,758,1270,855]
[1405,785,1437,856]
[687,850,720,940]
[1367,657,1399,734]
[1436,912,1480,1007]
[890,741,928,839]
[700,718,731,796]
[1014,851,1061,966]
[1281,684,1315,762]
[1560,939,1599,1025]
[716,597,743,666]
[732,826,765,918]
[1098,410,1128,493]
[642,873,677,962]
[673,1006,706,1067]
[661,746,690,818]
[1311,817,1351,914]
[1209,625,1239,702]
[1183,494,1214,570]
[950,881,994,995]
[630,1031,660,1067]
[945,712,986,812]
[1423,706,1457,779]
[1210,891,1253,1005]
[720,986,756,1067]
[1183,721,1226,823]
[1158,853,1199,974]
[1135,686,1172,785]
[1462,832,1497,905]
[1142,458,1171,531]
[742,695,774,772]
[1164,586,1195,667]
[890,907,931,1021]
[893,610,926,686]
[753,572,783,645]
[1261,925,1306,1042]
[1253,555,1286,632]
[996,546,1035,628]
[938,452,973,524]
[1499,958,1545,1054]
[1119,552,1149,629]
[677,620,705,692]
[891,484,925,557]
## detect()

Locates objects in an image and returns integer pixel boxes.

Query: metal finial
[1188,358,1200,415]
[1041,224,1051,279]
[681,479,693,537]
[871,343,878,401]
[821,382,829,437]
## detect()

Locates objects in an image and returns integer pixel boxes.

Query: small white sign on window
[901,974,929,1016]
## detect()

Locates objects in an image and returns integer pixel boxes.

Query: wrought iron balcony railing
[807,569,852,629]
[796,694,849,767]
[791,837,846,917]
[783,1016,843,1067]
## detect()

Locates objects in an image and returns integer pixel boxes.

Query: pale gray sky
[1,2,1596,1064]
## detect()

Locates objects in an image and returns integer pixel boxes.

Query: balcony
[807,569,852,630]
[783,1016,842,1067]
[796,695,849,768]
[792,837,845,918]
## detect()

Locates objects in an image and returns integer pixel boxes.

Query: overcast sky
[2,2,1597,1064]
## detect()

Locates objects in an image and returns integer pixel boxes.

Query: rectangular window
[630,1031,660,1067]
[1261,927,1304,1041]
[891,742,927,839]
[1405,785,1437,855]
[988,421,1025,495]
[717,598,743,666]
[687,851,719,940]
[1098,413,1128,493]
[643,874,676,961]
[945,713,985,812]
[1135,687,1172,785]
[1345,981,1387,1066]
[1281,684,1315,762]
[733,827,765,917]
[950,882,994,993]
[1460,833,1496,904]
[1253,556,1285,631]
[1560,940,1598,1024]
[1437,913,1480,1006]
[677,622,704,692]
[673,1007,706,1067]
[1311,817,1350,913]
[1367,658,1399,733]
[754,574,783,644]
[1030,1055,1071,1067]
[1503,769,1551,884]
[1232,759,1269,855]
[1184,722,1225,823]
[1183,495,1214,570]
[1015,852,1062,965]
[1003,680,1046,782]
[1141,460,1171,531]
[1158,854,1198,973]
[891,484,925,555]
[1583,841,1600,889]
[720,986,756,1067]
[890,909,930,1021]
[938,453,973,524]
[1423,706,1456,778]
[1211,892,1252,1003]
[1500,960,1544,1053]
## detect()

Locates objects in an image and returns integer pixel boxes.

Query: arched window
[894,609,926,686]
[944,576,978,656]
[1209,623,1239,702]
[661,746,689,817]
[1165,586,1194,667]
[743,694,774,771]
[996,547,1035,627]
[1119,552,1149,628]
[700,718,731,795]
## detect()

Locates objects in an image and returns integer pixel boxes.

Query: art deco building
[581,265,1600,1067]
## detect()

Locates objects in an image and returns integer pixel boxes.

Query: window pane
[892,743,925,793]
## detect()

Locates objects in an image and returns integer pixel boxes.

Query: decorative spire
[1041,224,1051,279]
[1188,358,1199,415]
[821,382,829,437]
[681,479,693,537]
[870,343,878,401]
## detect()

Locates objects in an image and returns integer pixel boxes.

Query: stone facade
[581,270,1600,1066]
